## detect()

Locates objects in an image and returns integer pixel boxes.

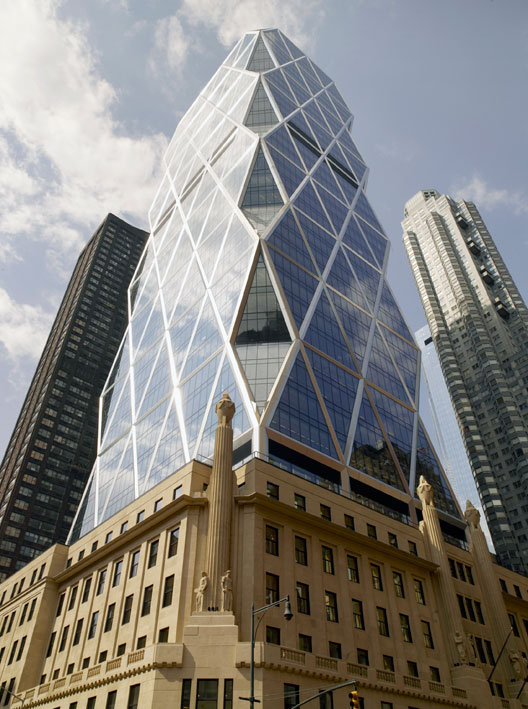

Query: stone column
[417,476,469,668]
[203,392,235,611]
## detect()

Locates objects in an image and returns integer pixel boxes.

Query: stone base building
[0,397,527,708]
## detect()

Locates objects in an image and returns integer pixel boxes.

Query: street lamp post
[241,595,293,706]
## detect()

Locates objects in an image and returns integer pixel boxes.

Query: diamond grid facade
[71,29,460,540]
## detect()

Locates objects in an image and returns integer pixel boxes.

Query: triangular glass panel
[264,80,298,119]
[365,327,411,405]
[244,82,278,135]
[197,217,229,286]
[181,352,223,456]
[170,296,206,380]
[132,341,164,417]
[354,190,384,233]
[168,257,205,327]
[182,297,223,379]
[100,373,132,449]
[235,255,291,411]
[270,352,338,459]
[268,249,319,330]
[287,125,320,172]
[132,260,158,317]
[357,217,388,269]
[266,210,317,273]
[342,215,377,266]
[96,433,130,521]
[265,124,305,169]
[315,94,342,135]
[293,181,333,233]
[310,60,333,88]
[346,250,381,313]
[246,34,275,71]
[296,57,323,92]
[133,297,165,364]
[295,210,335,273]
[302,105,332,150]
[306,348,359,454]
[304,290,356,372]
[137,339,173,418]
[279,31,304,59]
[326,246,369,311]
[380,326,418,403]
[135,399,171,490]
[368,386,415,484]
[234,37,257,69]
[415,422,459,518]
[198,359,252,458]
[313,183,348,236]
[266,69,297,104]
[267,145,305,196]
[283,65,311,105]
[161,228,193,290]
[313,160,347,204]
[349,391,404,491]
[341,148,367,184]
[326,84,351,120]
[241,147,284,233]
[101,435,135,524]
[146,401,184,490]
[70,473,95,541]
[263,30,292,66]
[103,330,130,394]
[328,290,373,367]
[377,282,414,341]
[339,130,365,160]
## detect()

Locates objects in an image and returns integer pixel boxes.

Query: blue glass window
[313,184,348,235]
[316,93,343,134]
[182,298,224,378]
[101,438,135,523]
[287,124,320,172]
[246,35,275,72]
[302,106,332,150]
[181,353,222,455]
[342,215,377,265]
[346,251,381,313]
[295,57,322,94]
[280,32,304,60]
[283,65,311,105]
[350,393,404,491]
[377,283,413,341]
[270,353,338,459]
[365,328,411,405]
[381,327,418,403]
[415,424,459,518]
[304,290,357,372]
[328,290,373,366]
[306,349,359,454]
[244,82,278,133]
[135,400,169,488]
[326,246,368,310]
[309,60,332,88]
[263,31,292,66]
[267,210,316,273]
[357,217,387,269]
[269,249,319,329]
[326,84,351,120]
[368,387,415,484]
[354,191,383,233]
[313,160,345,202]
[295,210,336,273]
[265,125,304,168]
[242,148,283,208]
[148,403,184,489]
[294,181,333,233]
[266,69,296,104]
[267,145,305,197]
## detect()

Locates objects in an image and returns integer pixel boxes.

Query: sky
[0,0,527,457]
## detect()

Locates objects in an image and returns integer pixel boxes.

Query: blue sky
[0,0,527,455]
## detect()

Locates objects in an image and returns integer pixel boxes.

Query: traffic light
[349,689,360,708]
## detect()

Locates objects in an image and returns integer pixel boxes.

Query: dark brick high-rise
[0,214,148,581]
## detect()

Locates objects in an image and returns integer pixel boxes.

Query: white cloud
[0,288,54,361]
[153,15,192,74]
[0,0,167,267]
[451,174,528,216]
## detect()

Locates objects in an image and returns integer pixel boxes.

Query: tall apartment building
[403,190,528,574]
[416,324,493,549]
[1,30,527,709]
[0,215,148,581]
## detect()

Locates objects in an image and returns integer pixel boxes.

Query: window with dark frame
[148,539,159,568]
[325,591,338,622]
[295,536,308,565]
[347,555,359,582]
[265,525,279,555]
[296,582,310,614]
[266,573,280,604]
[371,563,383,591]
[322,546,335,574]
[352,599,364,629]
[141,585,153,616]
[393,571,405,598]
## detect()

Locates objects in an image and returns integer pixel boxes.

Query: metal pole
[488,628,513,682]
[250,601,255,707]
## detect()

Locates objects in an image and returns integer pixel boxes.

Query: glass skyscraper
[403,190,528,574]
[71,30,461,542]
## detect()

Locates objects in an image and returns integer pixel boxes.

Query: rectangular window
[344,514,355,530]
[294,536,307,565]
[284,683,300,709]
[465,566,474,584]
[104,603,115,633]
[162,575,174,607]
[322,546,334,574]
[484,640,495,665]
[388,532,398,548]
[392,571,405,598]
[357,648,369,666]
[82,577,92,603]
[266,625,281,644]
[347,555,359,583]
[320,504,331,521]
[408,540,418,555]
[120,521,128,534]
[158,627,169,642]
[56,593,65,616]
[99,650,108,663]
[196,680,219,708]
[400,614,412,642]
[181,679,192,709]
[88,612,98,639]
[68,586,78,611]
[456,562,466,582]
[457,594,467,619]
[141,585,153,616]
[129,551,140,578]
[96,569,106,596]
[376,607,389,636]
[7,640,18,664]
[325,591,338,622]
[421,620,434,648]
[267,481,279,499]
[173,485,183,500]
[430,666,441,682]
[59,625,69,652]
[367,523,377,539]
[414,579,425,604]
[509,613,520,637]
[87,698,96,709]
[407,660,419,677]
[328,641,342,659]
[27,598,36,621]
[136,636,146,649]
[105,690,117,709]
[298,634,312,652]
[122,595,133,624]
[136,510,145,524]
[46,631,56,657]
[154,498,163,512]
[352,599,364,630]
[383,655,394,672]
[168,528,179,558]
[449,558,457,578]
[265,525,279,555]
[466,598,476,622]
[127,684,140,709]
[224,679,233,709]
[117,643,126,656]
[112,560,123,587]
[148,540,159,568]
[73,618,83,645]
[475,600,485,624]
[266,573,280,604]
[296,582,310,615]
[371,563,383,591]
[294,494,306,511]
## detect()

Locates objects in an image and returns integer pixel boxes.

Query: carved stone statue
[195,572,209,612]
[216,391,235,425]
[464,500,481,530]
[510,651,522,678]
[417,475,434,506]
[221,569,233,612]
[454,630,468,663]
